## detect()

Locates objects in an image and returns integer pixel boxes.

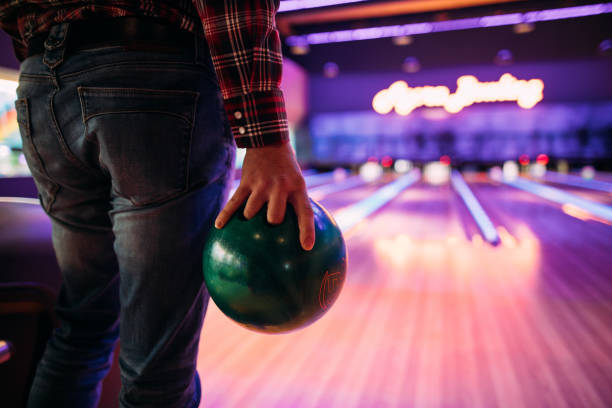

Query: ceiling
[277,0,526,33]
[277,0,612,74]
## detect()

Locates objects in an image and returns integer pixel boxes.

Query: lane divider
[309,175,370,201]
[451,171,500,245]
[333,169,421,233]
[538,171,612,193]
[501,177,612,223]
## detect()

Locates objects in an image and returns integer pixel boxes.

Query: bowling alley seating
[0,199,120,408]
[0,200,59,407]
[0,177,38,200]
[0,200,60,291]
[0,283,57,407]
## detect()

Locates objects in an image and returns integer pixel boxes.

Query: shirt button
[234,111,243,120]
[238,127,246,135]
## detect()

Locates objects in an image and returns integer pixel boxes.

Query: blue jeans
[15,23,235,407]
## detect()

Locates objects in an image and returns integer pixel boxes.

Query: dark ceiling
[0,1,609,74]
[278,0,612,74]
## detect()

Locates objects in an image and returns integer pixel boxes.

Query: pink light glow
[440,155,451,166]
[381,156,393,168]
[519,155,530,166]
[536,154,549,165]
[279,0,367,12]
[372,74,544,116]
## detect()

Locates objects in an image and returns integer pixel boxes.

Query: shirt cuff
[223,89,290,148]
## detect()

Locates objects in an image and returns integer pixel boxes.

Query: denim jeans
[15,23,235,407]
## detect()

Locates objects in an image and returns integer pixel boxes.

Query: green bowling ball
[202,199,347,334]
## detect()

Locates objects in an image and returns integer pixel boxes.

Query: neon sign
[372,73,544,115]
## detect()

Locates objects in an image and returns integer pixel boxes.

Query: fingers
[217,185,315,252]
[215,186,249,228]
[243,191,268,220]
[291,194,316,251]
[267,191,288,225]
[219,184,290,226]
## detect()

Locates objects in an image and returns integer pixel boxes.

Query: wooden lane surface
[343,183,534,408]
[468,177,612,407]
[197,178,612,407]
[196,177,388,407]
[196,182,472,407]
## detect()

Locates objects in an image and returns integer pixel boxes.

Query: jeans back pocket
[78,87,199,206]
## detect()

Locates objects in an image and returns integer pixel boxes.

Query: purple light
[279,0,367,12]
[287,23,433,46]
[433,17,480,32]
[524,4,609,22]
[479,13,523,27]
[286,3,612,45]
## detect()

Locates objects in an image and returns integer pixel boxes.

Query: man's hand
[214,143,315,251]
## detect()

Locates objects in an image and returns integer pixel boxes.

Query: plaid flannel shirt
[0,0,289,148]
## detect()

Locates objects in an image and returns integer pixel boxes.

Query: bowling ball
[202,199,347,334]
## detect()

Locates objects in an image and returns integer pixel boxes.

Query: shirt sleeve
[192,0,289,148]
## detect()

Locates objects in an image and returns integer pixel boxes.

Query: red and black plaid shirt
[0,0,289,148]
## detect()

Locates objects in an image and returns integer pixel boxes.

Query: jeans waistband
[26,17,198,60]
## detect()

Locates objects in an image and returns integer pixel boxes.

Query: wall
[305,59,612,164]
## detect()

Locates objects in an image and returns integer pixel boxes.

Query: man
[0,1,314,407]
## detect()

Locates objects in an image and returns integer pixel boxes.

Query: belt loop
[43,22,70,70]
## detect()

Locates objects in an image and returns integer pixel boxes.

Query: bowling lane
[276,182,486,408]
[469,176,612,298]
[467,176,612,406]
[197,176,612,408]
[307,177,612,408]
[195,176,401,408]
[195,180,460,408]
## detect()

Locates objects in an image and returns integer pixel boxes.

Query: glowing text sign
[372,73,544,115]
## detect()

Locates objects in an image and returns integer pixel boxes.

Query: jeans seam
[15,98,60,212]
[46,209,114,232]
[133,284,206,379]
[50,88,101,177]
[185,92,200,189]
[79,86,200,98]
[83,110,193,126]
[78,86,198,125]
[78,273,120,311]
[19,73,52,81]
[60,61,217,82]
[113,182,186,211]
[41,185,59,213]
[108,177,223,216]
